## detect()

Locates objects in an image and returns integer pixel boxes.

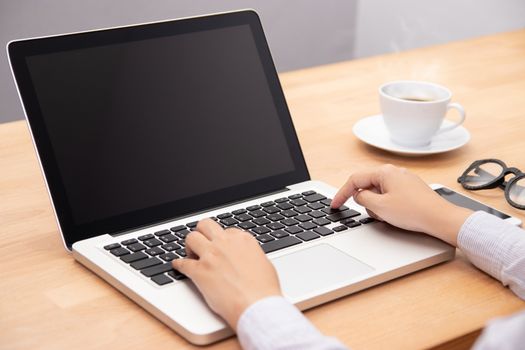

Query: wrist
[227,292,283,331]
[422,201,472,246]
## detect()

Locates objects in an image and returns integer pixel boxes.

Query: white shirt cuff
[237,296,347,350]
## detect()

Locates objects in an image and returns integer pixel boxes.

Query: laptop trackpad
[272,244,374,299]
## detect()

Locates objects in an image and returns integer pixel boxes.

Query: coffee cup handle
[436,102,466,134]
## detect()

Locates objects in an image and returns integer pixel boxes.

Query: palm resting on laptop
[172,164,525,349]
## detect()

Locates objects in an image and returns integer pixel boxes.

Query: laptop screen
[9,11,309,247]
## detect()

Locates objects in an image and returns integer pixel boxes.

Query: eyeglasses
[457,159,525,209]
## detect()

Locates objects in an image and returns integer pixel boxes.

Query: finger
[196,218,224,240]
[332,170,383,208]
[353,189,382,211]
[185,231,212,258]
[172,257,198,277]
[365,208,383,221]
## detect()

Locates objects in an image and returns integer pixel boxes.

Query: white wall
[1,0,525,123]
[353,0,525,57]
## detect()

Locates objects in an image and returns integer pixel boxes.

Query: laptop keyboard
[103,190,375,286]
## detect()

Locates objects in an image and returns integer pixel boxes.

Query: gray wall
[1,0,525,123]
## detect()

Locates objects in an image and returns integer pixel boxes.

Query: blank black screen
[26,24,295,225]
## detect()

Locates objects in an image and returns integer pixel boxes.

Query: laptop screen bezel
[8,10,310,249]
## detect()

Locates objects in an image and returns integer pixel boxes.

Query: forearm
[236,296,347,350]
[457,211,525,299]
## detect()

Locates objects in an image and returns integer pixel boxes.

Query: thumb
[353,189,382,211]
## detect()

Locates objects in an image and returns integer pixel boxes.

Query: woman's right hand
[331,164,473,246]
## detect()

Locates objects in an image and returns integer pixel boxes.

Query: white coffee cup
[379,81,466,147]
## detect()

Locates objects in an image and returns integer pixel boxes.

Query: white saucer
[352,114,470,156]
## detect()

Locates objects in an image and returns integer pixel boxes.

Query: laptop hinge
[109,187,291,237]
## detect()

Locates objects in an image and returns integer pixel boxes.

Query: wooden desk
[2,30,525,350]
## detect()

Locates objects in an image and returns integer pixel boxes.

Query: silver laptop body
[8,10,454,345]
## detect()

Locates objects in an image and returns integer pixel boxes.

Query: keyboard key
[144,238,162,247]
[131,257,162,270]
[120,252,148,263]
[247,205,261,211]
[239,221,256,230]
[151,274,173,286]
[333,225,348,232]
[296,231,320,241]
[110,247,129,257]
[360,217,376,224]
[320,199,332,206]
[256,234,275,243]
[121,238,138,246]
[308,210,326,218]
[176,248,187,257]
[314,226,334,236]
[170,225,186,232]
[304,193,327,203]
[253,217,271,225]
[220,217,239,226]
[175,229,190,239]
[274,197,289,203]
[128,242,147,252]
[267,222,285,230]
[162,242,180,251]
[263,206,280,214]
[261,236,302,254]
[271,230,289,238]
[145,247,164,256]
[252,226,271,235]
[294,206,312,214]
[299,222,317,230]
[326,209,361,222]
[138,233,154,241]
[232,208,247,215]
[267,213,285,221]
[295,214,313,222]
[276,202,293,210]
[160,252,178,262]
[313,218,331,226]
[346,221,362,228]
[249,210,266,218]
[285,226,303,234]
[288,194,302,200]
[322,206,349,214]
[168,270,187,280]
[281,218,299,226]
[177,240,185,247]
[302,190,316,196]
[281,210,298,217]
[217,213,232,219]
[186,221,198,228]
[154,229,171,237]
[104,243,120,250]
[290,199,307,206]
[141,263,174,277]
[307,202,325,210]
[235,213,252,222]
[209,217,218,221]
[261,201,274,207]
[159,234,178,243]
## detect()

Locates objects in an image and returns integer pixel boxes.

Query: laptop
[8,10,454,345]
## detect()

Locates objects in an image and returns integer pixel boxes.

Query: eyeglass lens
[464,161,504,187]
[509,177,525,206]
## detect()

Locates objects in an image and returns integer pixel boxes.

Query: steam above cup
[379,81,466,147]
